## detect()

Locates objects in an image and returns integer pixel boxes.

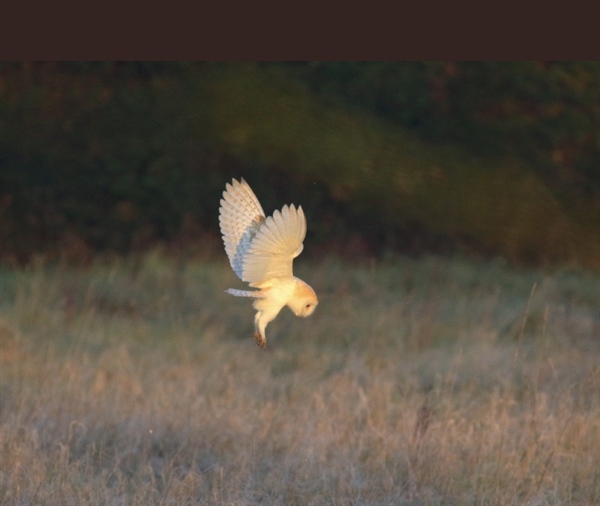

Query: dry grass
[1,253,599,505]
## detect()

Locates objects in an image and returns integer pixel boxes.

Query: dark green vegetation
[1,62,599,266]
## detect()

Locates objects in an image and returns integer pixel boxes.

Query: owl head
[288,279,319,317]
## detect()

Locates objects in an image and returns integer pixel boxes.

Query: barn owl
[219,178,318,349]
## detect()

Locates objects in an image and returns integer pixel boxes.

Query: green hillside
[1,62,599,266]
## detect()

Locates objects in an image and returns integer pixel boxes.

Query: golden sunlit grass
[1,253,599,505]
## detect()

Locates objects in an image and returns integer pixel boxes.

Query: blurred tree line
[294,62,599,190]
[1,62,599,266]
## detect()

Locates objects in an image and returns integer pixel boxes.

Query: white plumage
[219,178,318,349]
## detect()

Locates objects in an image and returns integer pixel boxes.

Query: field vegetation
[1,60,599,505]
[1,252,598,505]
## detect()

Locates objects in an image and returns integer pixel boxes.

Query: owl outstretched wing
[219,178,266,280]
[243,203,307,285]
[219,178,307,285]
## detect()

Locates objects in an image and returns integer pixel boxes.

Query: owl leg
[253,311,267,350]
[252,299,283,351]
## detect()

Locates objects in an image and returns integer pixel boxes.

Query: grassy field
[1,252,599,505]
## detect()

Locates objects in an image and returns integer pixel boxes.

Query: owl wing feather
[243,204,306,284]
[219,178,266,280]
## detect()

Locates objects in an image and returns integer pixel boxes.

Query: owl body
[219,178,318,349]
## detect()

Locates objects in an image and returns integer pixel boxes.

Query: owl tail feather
[225,288,262,298]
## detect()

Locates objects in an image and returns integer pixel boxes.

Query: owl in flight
[219,178,318,349]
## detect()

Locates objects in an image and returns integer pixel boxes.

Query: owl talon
[253,332,266,350]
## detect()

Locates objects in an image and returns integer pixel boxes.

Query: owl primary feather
[219,178,318,349]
